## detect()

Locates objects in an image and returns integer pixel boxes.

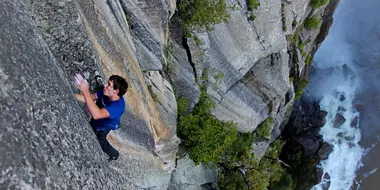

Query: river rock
[351,116,359,128]
[318,142,333,160]
[297,136,320,156]
[339,93,346,102]
[338,106,347,112]
[333,113,346,127]
[322,172,331,190]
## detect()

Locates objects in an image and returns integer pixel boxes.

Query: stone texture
[168,155,218,190]
[252,140,271,160]
[0,0,180,189]
[143,71,181,171]
[212,51,291,132]
[318,142,334,160]
[333,113,346,128]
[119,0,171,71]
[0,1,137,188]
[169,41,201,109]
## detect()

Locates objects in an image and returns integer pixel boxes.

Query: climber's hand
[76,78,89,93]
[74,73,89,94]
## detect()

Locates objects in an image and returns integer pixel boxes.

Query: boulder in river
[333,113,346,128]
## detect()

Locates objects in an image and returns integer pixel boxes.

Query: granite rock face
[1,0,176,189]
[0,1,140,189]
[168,155,218,190]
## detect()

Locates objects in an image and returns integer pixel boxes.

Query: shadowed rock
[318,143,333,160]
[344,135,355,141]
[297,136,320,156]
[338,106,347,112]
[339,93,346,102]
[322,172,331,190]
[333,113,346,127]
[351,116,359,128]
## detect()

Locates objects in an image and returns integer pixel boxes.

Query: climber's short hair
[109,75,128,97]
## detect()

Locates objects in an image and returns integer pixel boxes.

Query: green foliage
[214,72,224,87]
[247,0,260,11]
[268,170,293,190]
[280,141,317,190]
[256,117,274,139]
[177,69,293,190]
[294,78,309,99]
[230,4,240,11]
[248,12,256,21]
[309,0,328,9]
[193,35,203,46]
[292,32,299,44]
[218,139,291,190]
[283,25,287,32]
[164,43,174,74]
[177,96,190,116]
[289,76,294,83]
[286,34,292,41]
[246,0,259,21]
[218,169,248,190]
[200,50,205,57]
[178,70,239,165]
[179,0,230,34]
[292,19,297,29]
[249,140,286,189]
[179,112,238,164]
[222,132,255,168]
[298,39,311,57]
[298,41,305,56]
[305,54,312,65]
[304,16,320,30]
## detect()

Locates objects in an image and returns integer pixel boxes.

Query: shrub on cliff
[295,78,310,99]
[304,16,320,30]
[310,0,328,9]
[178,71,293,190]
[177,71,238,165]
[247,0,260,11]
[219,139,292,190]
[280,140,318,190]
[256,117,274,139]
[178,0,230,36]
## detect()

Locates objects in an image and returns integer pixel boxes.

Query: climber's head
[103,75,128,97]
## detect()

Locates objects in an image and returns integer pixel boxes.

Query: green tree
[178,0,230,36]
[294,78,309,99]
[178,71,239,165]
[247,0,260,11]
[309,0,328,9]
[256,117,274,139]
[304,16,320,30]
[218,139,292,190]
[177,96,190,116]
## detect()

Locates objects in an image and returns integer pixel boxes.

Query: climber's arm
[75,93,97,103]
[82,91,110,119]
[76,79,109,119]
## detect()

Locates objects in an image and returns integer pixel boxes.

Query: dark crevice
[181,37,198,79]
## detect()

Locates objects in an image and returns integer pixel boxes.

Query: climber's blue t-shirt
[92,90,125,131]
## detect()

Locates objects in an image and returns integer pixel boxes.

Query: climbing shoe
[107,156,118,162]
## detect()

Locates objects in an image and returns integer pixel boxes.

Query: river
[304,0,380,189]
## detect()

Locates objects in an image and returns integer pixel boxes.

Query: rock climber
[75,74,128,161]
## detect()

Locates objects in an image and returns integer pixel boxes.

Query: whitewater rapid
[301,0,379,188]
[310,64,364,189]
